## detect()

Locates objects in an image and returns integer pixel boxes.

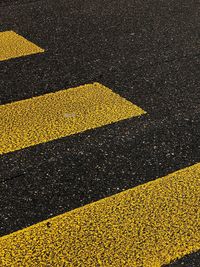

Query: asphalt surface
[1,164,200,266]
[0,0,200,266]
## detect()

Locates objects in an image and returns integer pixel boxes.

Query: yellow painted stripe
[0,82,146,154]
[0,31,44,61]
[0,163,199,266]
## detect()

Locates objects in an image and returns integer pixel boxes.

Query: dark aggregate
[164,251,200,267]
[0,0,199,265]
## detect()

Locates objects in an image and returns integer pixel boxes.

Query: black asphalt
[165,251,200,266]
[0,0,200,265]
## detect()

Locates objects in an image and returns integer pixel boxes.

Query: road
[0,0,200,266]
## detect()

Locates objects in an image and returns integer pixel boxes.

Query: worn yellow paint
[0,31,44,61]
[0,82,146,154]
[0,163,199,266]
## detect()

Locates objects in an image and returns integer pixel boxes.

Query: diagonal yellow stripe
[0,82,146,154]
[0,163,199,266]
[0,31,44,61]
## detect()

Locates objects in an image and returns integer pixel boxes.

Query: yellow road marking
[0,31,44,61]
[0,82,146,154]
[0,163,199,267]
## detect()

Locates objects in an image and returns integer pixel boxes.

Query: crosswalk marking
[0,31,44,61]
[0,163,199,266]
[0,82,146,154]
